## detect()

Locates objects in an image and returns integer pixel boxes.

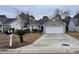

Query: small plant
[23,29,31,33]
[32,29,39,33]
[3,28,13,35]
[15,29,30,43]
[3,25,12,34]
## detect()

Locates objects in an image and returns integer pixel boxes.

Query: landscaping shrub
[3,28,14,34]
[3,29,13,35]
[10,28,15,33]
[16,29,26,35]
[15,29,31,43]
[16,29,30,35]
[23,29,31,33]
[32,29,39,33]
[3,30,8,34]
[0,30,1,33]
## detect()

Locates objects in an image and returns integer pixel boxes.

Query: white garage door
[45,26,64,33]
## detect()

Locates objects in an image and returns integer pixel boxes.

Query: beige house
[43,19,66,33]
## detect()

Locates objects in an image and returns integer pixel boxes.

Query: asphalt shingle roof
[0,15,16,24]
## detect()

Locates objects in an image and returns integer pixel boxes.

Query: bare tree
[55,9,60,15]
[17,11,34,29]
[16,11,35,43]
[62,10,71,32]
[54,9,61,20]
[42,16,49,22]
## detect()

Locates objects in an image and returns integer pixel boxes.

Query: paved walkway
[1,33,79,53]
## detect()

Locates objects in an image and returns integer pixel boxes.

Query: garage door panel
[46,27,64,33]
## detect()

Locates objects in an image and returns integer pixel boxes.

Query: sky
[0,5,79,20]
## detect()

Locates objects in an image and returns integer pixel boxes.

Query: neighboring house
[27,20,40,31]
[68,18,76,32]
[0,15,21,32]
[27,20,45,32]
[68,18,79,32]
[75,26,79,32]
[43,18,66,33]
[0,15,10,32]
[6,18,21,30]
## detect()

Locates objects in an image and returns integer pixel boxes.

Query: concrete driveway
[1,33,79,53]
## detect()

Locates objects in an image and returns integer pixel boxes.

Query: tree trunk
[20,35,24,43]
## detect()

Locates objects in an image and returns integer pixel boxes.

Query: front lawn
[0,33,42,49]
[67,32,79,40]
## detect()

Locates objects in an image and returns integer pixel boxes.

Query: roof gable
[27,20,40,26]
[27,20,45,26]
[6,18,17,24]
[0,15,17,24]
[43,19,66,26]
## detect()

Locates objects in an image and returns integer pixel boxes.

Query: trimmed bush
[16,29,25,35]
[15,29,26,43]
[16,29,30,35]
[3,29,13,35]
[23,29,31,33]
[3,30,8,34]
[15,29,31,43]
[32,29,39,33]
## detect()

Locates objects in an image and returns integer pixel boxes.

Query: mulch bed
[0,33,42,49]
